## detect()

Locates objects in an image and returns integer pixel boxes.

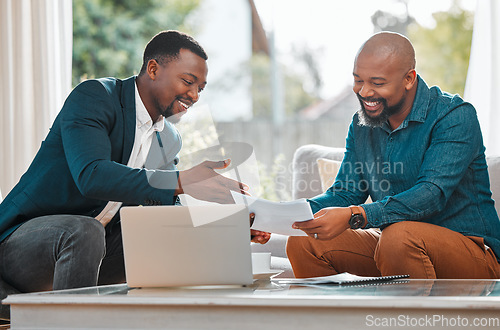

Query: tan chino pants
[286,221,500,279]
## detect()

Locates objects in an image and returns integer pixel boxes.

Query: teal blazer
[0,76,181,241]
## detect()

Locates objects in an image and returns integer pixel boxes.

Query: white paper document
[231,192,313,236]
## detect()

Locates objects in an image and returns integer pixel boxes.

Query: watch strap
[348,205,366,229]
[349,205,364,217]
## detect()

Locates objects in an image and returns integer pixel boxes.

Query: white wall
[192,0,253,121]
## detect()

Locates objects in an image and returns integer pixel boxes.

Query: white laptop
[119,204,253,287]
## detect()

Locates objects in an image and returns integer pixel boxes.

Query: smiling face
[352,33,417,128]
[353,52,409,127]
[143,48,208,123]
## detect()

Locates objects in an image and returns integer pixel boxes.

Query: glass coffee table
[4,278,500,329]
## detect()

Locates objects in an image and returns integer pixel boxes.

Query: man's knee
[374,221,434,276]
[286,236,309,260]
[376,221,422,251]
[374,222,415,263]
[57,216,106,259]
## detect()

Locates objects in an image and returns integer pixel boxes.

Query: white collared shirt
[127,81,164,168]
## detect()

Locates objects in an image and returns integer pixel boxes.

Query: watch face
[349,214,364,229]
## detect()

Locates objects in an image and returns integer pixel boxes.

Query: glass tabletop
[31,279,500,298]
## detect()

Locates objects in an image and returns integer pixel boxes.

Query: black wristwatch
[348,206,365,229]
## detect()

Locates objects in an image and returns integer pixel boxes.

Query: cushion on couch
[317,157,372,203]
[292,145,346,199]
[317,158,342,192]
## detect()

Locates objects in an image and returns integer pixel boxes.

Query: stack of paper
[231,192,313,236]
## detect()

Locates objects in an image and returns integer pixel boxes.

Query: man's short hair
[139,30,208,75]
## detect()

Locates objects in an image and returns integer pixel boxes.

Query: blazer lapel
[145,130,179,170]
[145,122,181,170]
[121,76,137,164]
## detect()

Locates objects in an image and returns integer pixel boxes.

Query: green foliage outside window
[408,0,473,96]
[72,0,201,86]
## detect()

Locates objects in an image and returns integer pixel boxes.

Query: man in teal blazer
[0,31,263,294]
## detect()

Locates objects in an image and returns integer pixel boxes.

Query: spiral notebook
[277,272,409,286]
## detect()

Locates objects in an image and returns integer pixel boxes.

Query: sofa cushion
[292,144,346,199]
[317,158,342,192]
[316,157,373,204]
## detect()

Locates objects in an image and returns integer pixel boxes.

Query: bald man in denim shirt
[288,32,500,279]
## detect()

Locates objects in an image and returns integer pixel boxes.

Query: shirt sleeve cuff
[361,202,385,228]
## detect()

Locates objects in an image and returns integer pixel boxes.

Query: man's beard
[356,94,405,128]
[154,99,182,124]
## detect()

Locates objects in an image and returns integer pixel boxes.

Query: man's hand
[176,159,249,204]
[292,207,351,240]
[249,213,271,244]
[251,229,271,244]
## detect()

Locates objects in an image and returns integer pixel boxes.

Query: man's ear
[404,69,417,91]
[147,59,159,80]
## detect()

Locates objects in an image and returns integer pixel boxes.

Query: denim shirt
[309,76,500,259]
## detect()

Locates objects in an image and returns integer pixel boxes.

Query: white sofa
[251,144,500,277]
